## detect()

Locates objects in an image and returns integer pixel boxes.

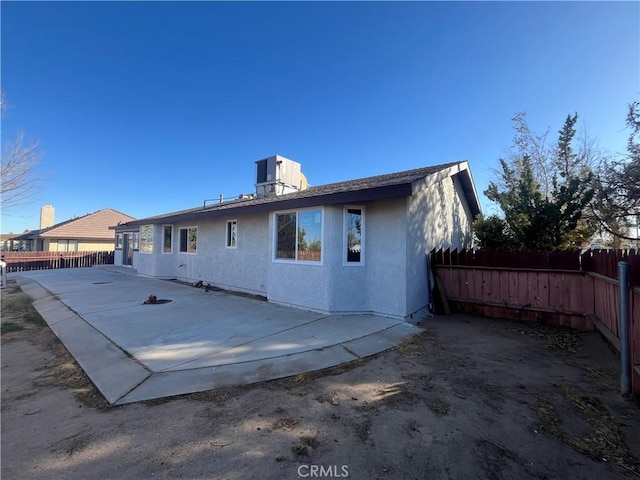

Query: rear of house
[114,156,480,320]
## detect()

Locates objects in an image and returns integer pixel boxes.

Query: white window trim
[226,220,238,249]
[179,226,198,254]
[343,205,365,266]
[272,207,324,265]
[162,225,173,254]
[132,231,140,251]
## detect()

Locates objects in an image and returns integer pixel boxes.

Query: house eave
[114,183,414,230]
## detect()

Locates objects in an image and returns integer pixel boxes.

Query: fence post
[0,260,6,288]
[618,261,631,397]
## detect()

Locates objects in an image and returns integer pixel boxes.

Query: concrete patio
[13,267,421,405]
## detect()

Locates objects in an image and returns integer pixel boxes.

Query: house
[114,156,481,320]
[13,208,135,252]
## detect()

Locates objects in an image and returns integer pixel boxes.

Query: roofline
[114,160,482,230]
[115,182,414,229]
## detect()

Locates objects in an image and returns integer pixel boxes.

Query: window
[115,233,123,249]
[179,227,197,253]
[140,225,153,253]
[344,207,364,265]
[275,209,322,262]
[226,220,237,248]
[57,239,78,252]
[163,226,173,253]
[132,231,140,251]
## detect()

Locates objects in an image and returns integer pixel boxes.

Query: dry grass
[532,383,640,475]
[271,417,299,430]
[427,399,451,416]
[1,321,24,334]
[2,281,110,410]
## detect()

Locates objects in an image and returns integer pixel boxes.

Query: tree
[479,113,595,250]
[591,102,640,243]
[1,93,43,211]
[472,214,516,250]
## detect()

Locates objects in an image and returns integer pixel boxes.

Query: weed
[427,399,451,415]
[1,322,24,334]
[291,444,308,456]
[2,293,33,314]
[272,417,299,430]
[23,309,45,325]
[300,431,320,449]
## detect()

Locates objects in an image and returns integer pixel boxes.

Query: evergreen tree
[592,102,640,243]
[480,113,595,250]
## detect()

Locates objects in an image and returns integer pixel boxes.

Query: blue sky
[1,1,638,234]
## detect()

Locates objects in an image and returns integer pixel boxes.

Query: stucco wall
[405,172,475,317]
[267,200,408,318]
[131,215,269,296]
[267,207,331,312]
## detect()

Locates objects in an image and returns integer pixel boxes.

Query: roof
[116,161,481,229]
[16,208,135,240]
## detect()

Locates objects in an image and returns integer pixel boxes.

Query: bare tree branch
[0,93,44,212]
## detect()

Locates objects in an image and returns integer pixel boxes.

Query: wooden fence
[431,248,640,397]
[1,251,115,273]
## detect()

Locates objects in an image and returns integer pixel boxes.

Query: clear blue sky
[2,1,638,234]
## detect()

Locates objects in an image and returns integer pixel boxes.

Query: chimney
[40,204,54,229]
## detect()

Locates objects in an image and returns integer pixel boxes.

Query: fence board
[431,248,639,396]
[2,251,114,272]
[633,289,640,369]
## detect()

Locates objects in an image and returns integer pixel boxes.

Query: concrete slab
[116,344,359,404]
[15,267,422,405]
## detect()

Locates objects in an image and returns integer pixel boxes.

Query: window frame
[162,225,173,254]
[132,231,140,251]
[273,207,324,265]
[226,220,238,249]
[57,239,78,252]
[139,225,154,254]
[115,233,123,249]
[179,226,198,254]
[343,205,365,266]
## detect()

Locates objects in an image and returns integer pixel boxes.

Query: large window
[179,227,197,253]
[226,220,237,248]
[275,209,322,262]
[57,239,78,252]
[163,225,173,253]
[140,225,153,253]
[344,207,364,265]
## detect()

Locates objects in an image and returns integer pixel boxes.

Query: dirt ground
[2,280,640,480]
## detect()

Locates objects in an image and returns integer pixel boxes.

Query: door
[122,233,133,267]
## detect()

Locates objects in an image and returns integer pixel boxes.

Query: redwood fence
[431,248,640,397]
[1,251,115,273]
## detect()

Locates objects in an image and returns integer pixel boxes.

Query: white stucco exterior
[114,161,480,320]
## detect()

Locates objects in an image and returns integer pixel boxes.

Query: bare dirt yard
[2,279,640,480]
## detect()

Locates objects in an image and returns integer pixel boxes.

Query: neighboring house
[114,156,481,320]
[1,233,23,252]
[13,208,135,252]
